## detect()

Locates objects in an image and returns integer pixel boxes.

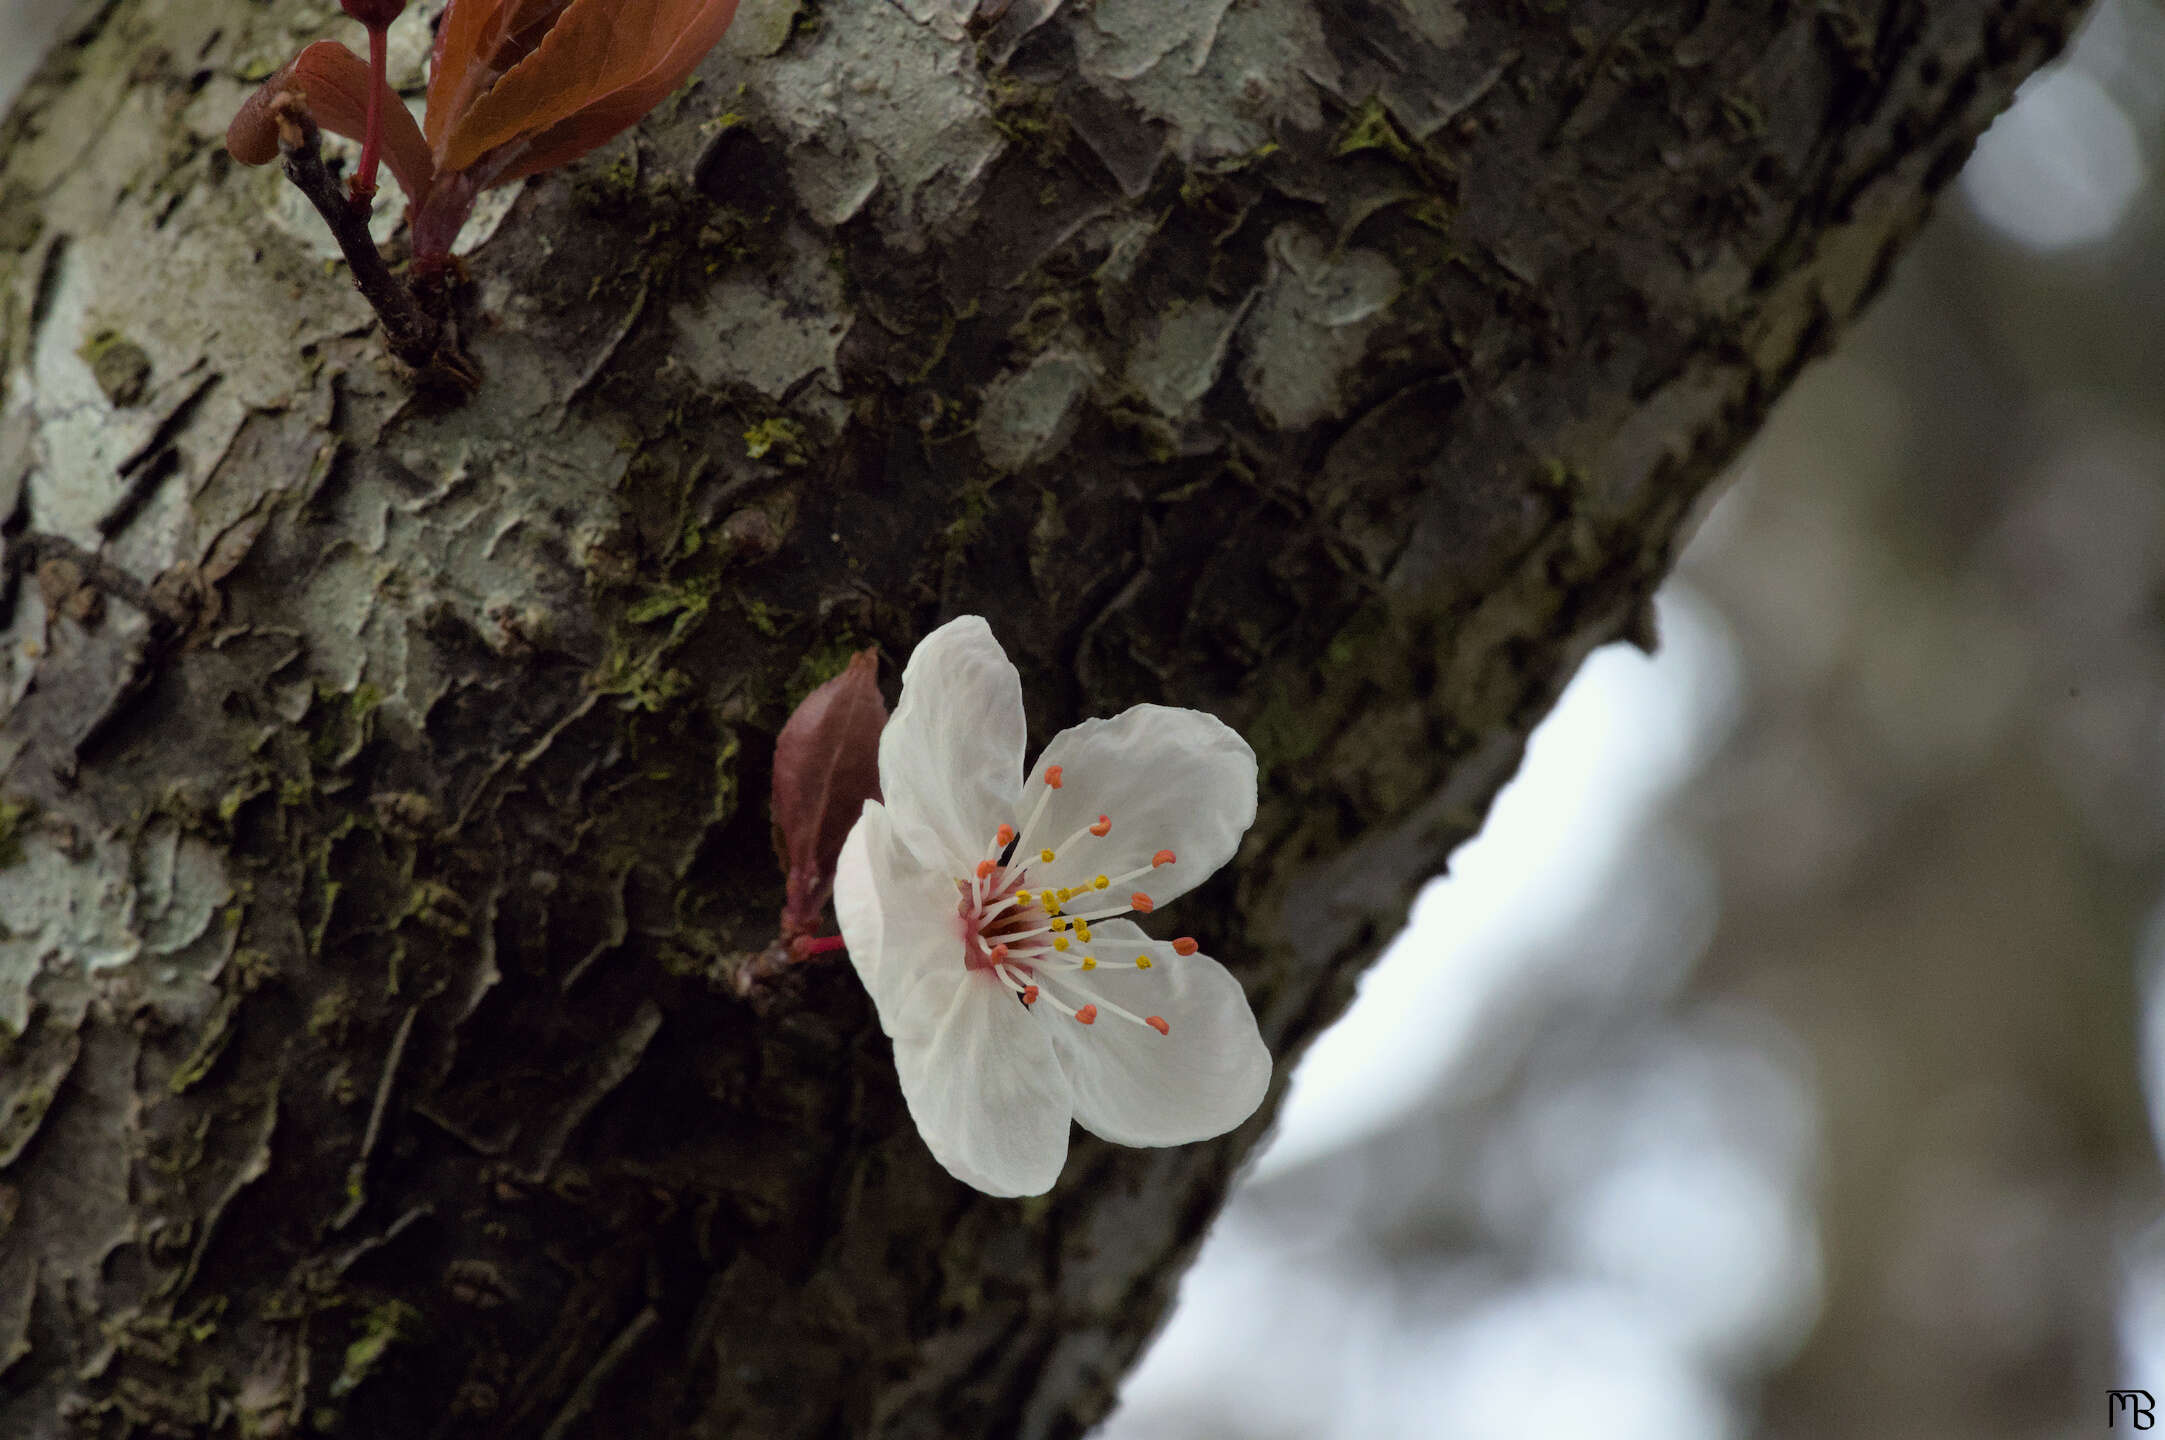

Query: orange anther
[997,824,1015,846]
[1173,937,1198,956]
[1152,849,1176,868]
[1022,985,1039,1005]
[1075,1004,1097,1025]
[1146,1016,1169,1036]
[1089,815,1111,837]
[975,859,996,879]
[1045,765,1064,789]
[1130,892,1154,914]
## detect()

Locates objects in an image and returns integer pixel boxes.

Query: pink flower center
[949,766,1191,1037]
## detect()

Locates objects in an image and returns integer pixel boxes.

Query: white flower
[833,616,1272,1197]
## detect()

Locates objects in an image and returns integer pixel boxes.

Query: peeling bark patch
[23,248,144,539]
[133,817,233,960]
[671,224,851,406]
[0,833,139,1035]
[1071,0,1341,161]
[1126,296,1251,419]
[977,349,1093,472]
[752,0,1002,235]
[724,0,804,59]
[1238,224,1401,431]
[0,821,234,1035]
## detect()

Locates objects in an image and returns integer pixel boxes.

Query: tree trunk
[0,1,2084,1435]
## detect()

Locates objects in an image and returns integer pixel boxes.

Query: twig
[333,1004,419,1231]
[2,532,188,634]
[540,1306,658,1440]
[273,100,474,387]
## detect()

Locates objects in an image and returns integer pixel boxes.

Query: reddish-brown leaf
[436,0,741,178]
[771,650,887,941]
[426,0,574,154]
[225,41,436,206]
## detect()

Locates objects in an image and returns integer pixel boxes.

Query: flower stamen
[1052,813,1115,855]
[1010,767,1066,860]
[1033,964,1166,1035]
[946,761,1190,1041]
[1013,968,1084,1021]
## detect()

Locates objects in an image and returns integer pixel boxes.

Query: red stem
[795,935,847,957]
[352,24,389,205]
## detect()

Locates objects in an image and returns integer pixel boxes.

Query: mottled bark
[0,0,2082,1436]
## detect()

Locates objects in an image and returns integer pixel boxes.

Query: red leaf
[434,0,741,178]
[427,0,575,155]
[225,41,436,207]
[771,650,887,941]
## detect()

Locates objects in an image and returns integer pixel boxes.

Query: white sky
[1254,585,1742,1178]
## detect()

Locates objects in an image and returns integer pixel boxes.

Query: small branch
[273,100,473,386]
[353,24,390,205]
[2,532,189,635]
[730,933,847,997]
[333,1004,419,1231]
[540,1306,658,1440]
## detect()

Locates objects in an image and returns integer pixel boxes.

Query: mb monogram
[2112,1391,2156,1429]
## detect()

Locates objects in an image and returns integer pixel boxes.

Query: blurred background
[3,2,2159,1436]
[1105,4,2165,1438]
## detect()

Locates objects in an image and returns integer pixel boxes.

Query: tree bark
[0,0,2084,1436]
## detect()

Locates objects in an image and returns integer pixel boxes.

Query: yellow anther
[1053,938,1069,951]
[1057,887,1074,902]
[1076,923,1093,943]
[1040,849,1056,864]
[1082,957,1096,970]
[1136,955,1152,969]
[1092,875,1109,891]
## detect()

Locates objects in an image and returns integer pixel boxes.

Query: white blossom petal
[1043,920,1271,1148]
[837,801,1074,1195]
[893,974,1074,1196]
[879,616,1027,872]
[834,800,963,1030]
[1023,705,1256,907]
